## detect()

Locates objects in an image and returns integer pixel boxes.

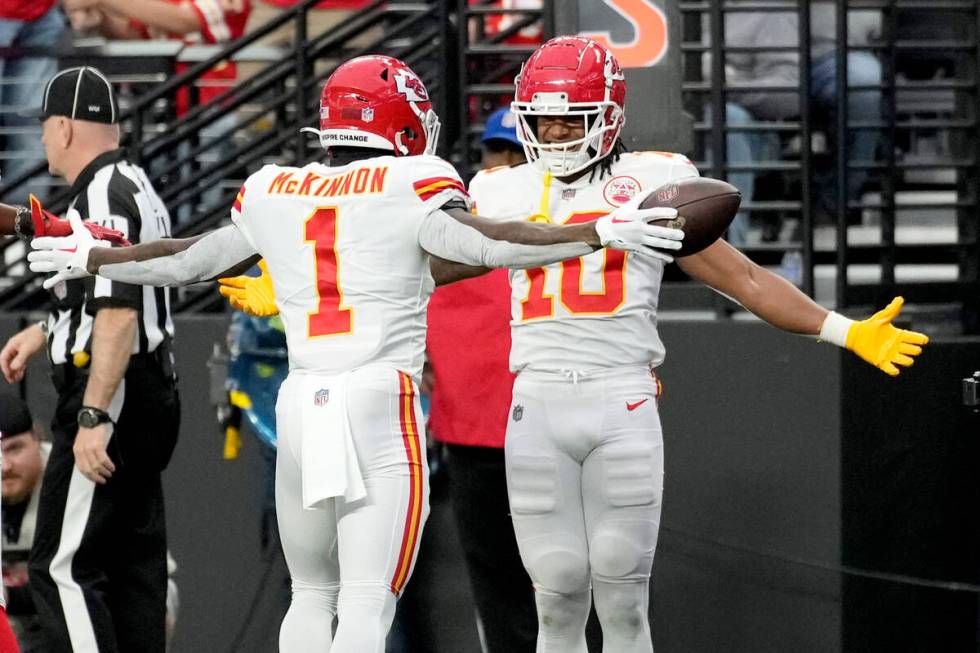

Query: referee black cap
[0,393,33,438]
[28,66,118,124]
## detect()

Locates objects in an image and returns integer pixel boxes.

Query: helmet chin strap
[394,131,410,156]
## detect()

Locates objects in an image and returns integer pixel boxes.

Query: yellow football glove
[820,296,928,376]
[218,259,279,317]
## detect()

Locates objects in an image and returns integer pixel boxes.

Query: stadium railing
[681,0,980,330]
[0,0,452,313]
[2,0,977,331]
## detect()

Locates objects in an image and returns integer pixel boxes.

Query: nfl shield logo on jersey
[512,404,523,422]
[314,389,330,407]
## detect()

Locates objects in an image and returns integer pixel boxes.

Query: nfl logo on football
[314,389,330,407]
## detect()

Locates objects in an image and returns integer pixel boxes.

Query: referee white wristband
[818,311,854,348]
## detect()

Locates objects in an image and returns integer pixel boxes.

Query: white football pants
[275,365,429,653]
[506,366,664,653]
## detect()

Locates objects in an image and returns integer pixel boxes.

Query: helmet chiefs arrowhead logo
[394,70,428,102]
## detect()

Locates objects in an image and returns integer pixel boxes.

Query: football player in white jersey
[25,55,688,653]
[464,36,928,653]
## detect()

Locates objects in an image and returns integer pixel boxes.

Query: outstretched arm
[677,240,828,334]
[418,206,683,269]
[29,217,259,288]
[678,240,928,376]
[419,207,592,269]
[91,226,260,284]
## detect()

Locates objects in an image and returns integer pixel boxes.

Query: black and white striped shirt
[46,149,175,366]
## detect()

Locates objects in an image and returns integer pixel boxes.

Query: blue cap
[481,108,521,147]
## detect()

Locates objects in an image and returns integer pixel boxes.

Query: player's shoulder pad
[405,154,463,180]
[231,164,295,216]
[469,161,526,193]
[406,155,468,204]
[624,150,700,181]
[242,163,302,194]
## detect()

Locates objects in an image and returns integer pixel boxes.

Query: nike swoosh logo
[611,218,632,224]
[626,399,649,412]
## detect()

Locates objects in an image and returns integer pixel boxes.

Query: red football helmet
[304,55,440,156]
[511,36,626,176]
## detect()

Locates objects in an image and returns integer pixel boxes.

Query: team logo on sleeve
[603,175,641,206]
[394,70,429,102]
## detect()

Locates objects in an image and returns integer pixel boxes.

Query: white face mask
[511,95,623,177]
[404,103,441,156]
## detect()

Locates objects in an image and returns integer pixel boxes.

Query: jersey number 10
[305,207,353,338]
[521,211,628,320]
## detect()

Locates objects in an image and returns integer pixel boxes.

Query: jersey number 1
[305,207,353,337]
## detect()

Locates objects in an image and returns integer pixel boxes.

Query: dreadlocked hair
[588,139,628,183]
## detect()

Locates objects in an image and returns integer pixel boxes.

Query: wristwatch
[77,406,113,429]
[12,205,31,240]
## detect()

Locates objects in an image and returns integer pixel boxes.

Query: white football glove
[28,213,108,289]
[595,192,684,263]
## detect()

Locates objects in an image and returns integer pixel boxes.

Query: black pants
[446,444,537,653]
[28,356,180,653]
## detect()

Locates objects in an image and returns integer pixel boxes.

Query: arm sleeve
[86,188,142,315]
[98,225,258,286]
[418,209,592,269]
[228,181,260,251]
[187,0,234,42]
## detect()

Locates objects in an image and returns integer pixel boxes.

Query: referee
[0,66,180,653]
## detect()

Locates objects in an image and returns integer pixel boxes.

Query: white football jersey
[231,154,469,378]
[469,151,699,373]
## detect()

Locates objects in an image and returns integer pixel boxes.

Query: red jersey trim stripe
[390,371,424,595]
[232,187,245,213]
[413,177,467,202]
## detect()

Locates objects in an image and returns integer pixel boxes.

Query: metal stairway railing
[451,0,549,179]
[0,0,451,312]
[681,0,980,323]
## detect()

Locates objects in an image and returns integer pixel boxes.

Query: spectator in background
[0,0,66,201]
[425,109,537,653]
[722,2,882,244]
[1,393,53,653]
[64,0,249,116]
[0,394,180,653]
[481,107,526,169]
[65,0,250,221]
[246,0,372,47]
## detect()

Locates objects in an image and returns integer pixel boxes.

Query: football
[640,177,741,257]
